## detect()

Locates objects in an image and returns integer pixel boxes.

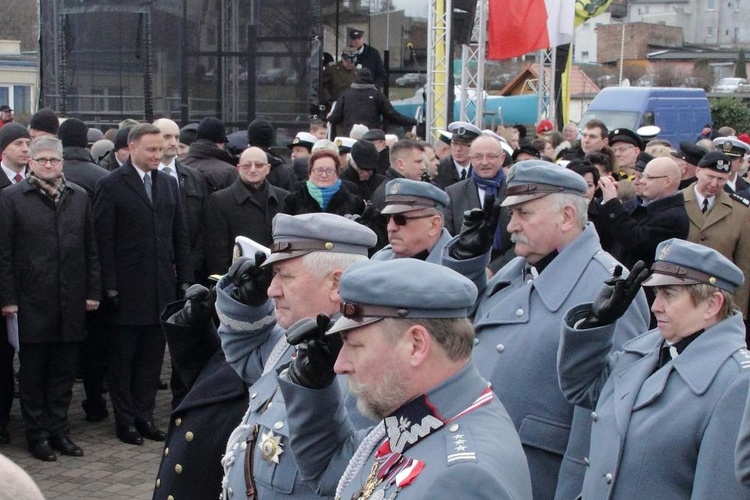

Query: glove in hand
[580,261,650,328]
[346,203,380,227]
[286,314,340,389]
[451,193,502,260]
[226,252,273,306]
[175,284,216,326]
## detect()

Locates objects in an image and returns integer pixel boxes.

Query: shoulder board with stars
[444,424,477,466]
[730,193,750,207]
[733,348,750,371]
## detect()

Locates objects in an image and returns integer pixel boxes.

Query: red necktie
[13,173,22,183]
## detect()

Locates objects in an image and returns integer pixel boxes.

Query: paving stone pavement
[1,355,174,499]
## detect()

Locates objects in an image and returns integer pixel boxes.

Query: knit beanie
[247,118,275,148]
[353,68,374,85]
[57,118,89,148]
[350,140,379,171]
[29,108,59,135]
[180,123,199,145]
[196,117,228,144]
[0,122,31,153]
[87,128,105,145]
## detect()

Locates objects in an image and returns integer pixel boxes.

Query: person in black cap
[681,150,750,329]
[340,139,385,202]
[511,144,541,163]
[608,128,644,180]
[0,105,13,129]
[99,126,134,172]
[323,50,358,110]
[670,141,707,190]
[327,68,417,138]
[434,121,482,190]
[56,118,109,199]
[178,123,198,159]
[247,118,297,192]
[346,27,385,89]
[29,108,59,140]
[361,128,390,174]
[180,117,238,193]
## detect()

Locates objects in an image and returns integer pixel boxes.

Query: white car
[711,77,748,93]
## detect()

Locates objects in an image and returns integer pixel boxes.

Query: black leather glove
[226,252,273,306]
[105,290,119,312]
[286,314,341,389]
[578,261,650,329]
[174,284,216,326]
[450,193,502,260]
[346,203,380,227]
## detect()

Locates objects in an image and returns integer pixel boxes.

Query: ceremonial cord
[336,421,386,499]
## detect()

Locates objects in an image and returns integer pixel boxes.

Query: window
[735,27,741,39]
[736,0,741,12]
[0,87,8,108]
[707,26,714,37]
[582,51,589,61]
[12,86,31,115]
[707,0,716,10]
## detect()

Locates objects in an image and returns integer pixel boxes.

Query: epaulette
[732,348,750,371]
[445,424,478,466]
[729,193,750,207]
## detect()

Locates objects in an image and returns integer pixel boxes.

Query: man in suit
[445,134,513,272]
[205,146,288,276]
[714,136,750,196]
[0,136,100,461]
[93,123,193,445]
[277,259,533,499]
[442,161,650,499]
[154,118,209,283]
[560,239,750,499]
[434,121,480,190]
[0,123,31,445]
[681,150,750,333]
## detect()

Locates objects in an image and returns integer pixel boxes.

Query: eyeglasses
[311,166,337,176]
[387,213,435,226]
[469,153,502,162]
[641,173,668,181]
[238,162,268,170]
[32,157,62,166]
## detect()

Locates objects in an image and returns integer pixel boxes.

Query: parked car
[395,73,426,87]
[711,77,748,93]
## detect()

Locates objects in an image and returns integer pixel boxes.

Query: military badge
[658,243,670,261]
[716,158,730,172]
[258,430,283,464]
[389,182,401,195]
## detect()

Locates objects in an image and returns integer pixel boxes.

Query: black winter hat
[197,117,228,144]
[354,68,374,85]
[0,122,31,153]
[179,123,199,145]
[29,108,59,135]
[114,127,132,151]
[247,118,275,148]
[57,118,89,148]
[350,139,379,171]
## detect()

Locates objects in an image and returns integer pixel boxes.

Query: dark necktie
[13,173,22,184]
[701,199,709,214]
[144,173,153,202]
[460,169,467,180]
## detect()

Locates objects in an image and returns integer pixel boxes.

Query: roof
[499,63,600,97]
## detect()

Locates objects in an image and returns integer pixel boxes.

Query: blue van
[579,87,711,147]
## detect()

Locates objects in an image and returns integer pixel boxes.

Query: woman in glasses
[282,149,364,217]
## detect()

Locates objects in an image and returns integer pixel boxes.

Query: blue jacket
[442,224,650,500]
[560,307,750,499]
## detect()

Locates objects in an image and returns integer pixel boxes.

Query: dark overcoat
[0,180,101,342]
[93,162,193,326]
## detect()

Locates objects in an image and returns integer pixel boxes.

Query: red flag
[487,0,575,60]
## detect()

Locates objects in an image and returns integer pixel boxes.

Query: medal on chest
[258,430,283,464]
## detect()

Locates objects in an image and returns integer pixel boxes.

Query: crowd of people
[2,75,750,499]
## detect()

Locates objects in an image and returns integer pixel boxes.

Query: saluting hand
[451,193,502,260]
[226,252,273,307]
[579,261,650,328]
[285,314,340,389]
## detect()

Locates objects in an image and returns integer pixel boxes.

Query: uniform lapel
[703,194,732,231]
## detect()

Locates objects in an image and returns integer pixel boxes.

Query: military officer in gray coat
[441,160,650,499]
[559,238,750,498]
[371,179,452,263]
[277,258,533,499]
[217,213,376,499]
